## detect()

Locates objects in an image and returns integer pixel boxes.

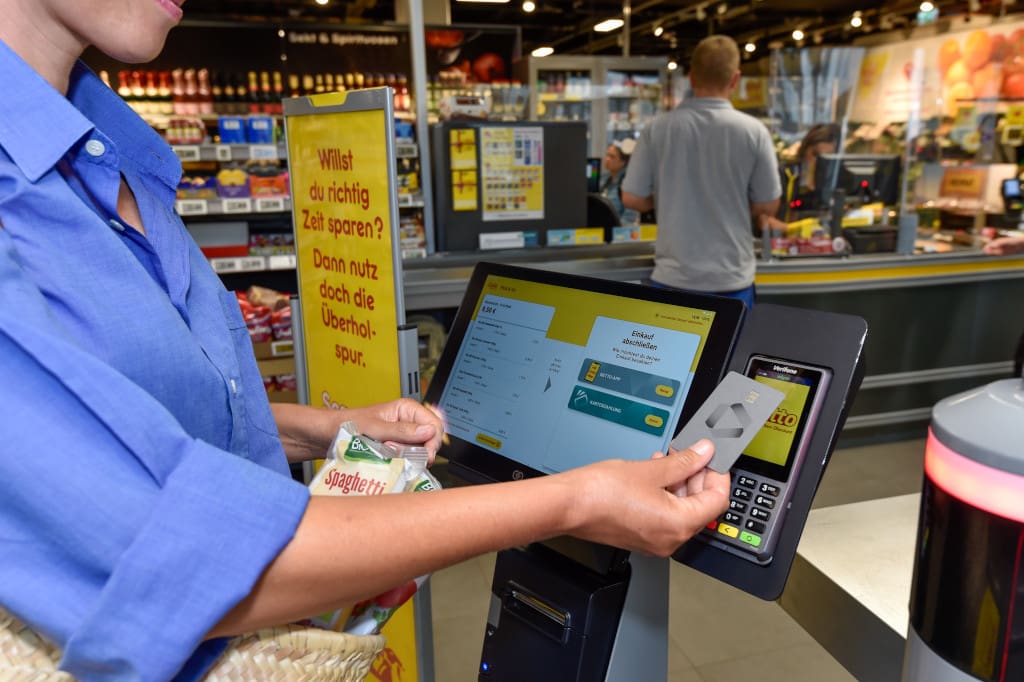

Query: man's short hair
[690,35,740,90]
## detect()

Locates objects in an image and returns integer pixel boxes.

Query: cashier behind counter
[778,124,841,221]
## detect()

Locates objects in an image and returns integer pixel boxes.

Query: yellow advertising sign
[286,95,400,410]
[449,128,478,169]
[940,167,986,199]
[286,89,422,681]
[744,376,809,467]
[452,169,478,211]
[480,126,544,221]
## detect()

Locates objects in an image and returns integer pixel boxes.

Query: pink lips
[155,0,184,21]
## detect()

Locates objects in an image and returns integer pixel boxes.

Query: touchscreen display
[428,264,744,481]
[736,357,825,482]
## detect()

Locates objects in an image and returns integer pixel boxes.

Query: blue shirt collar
[0,39,92,183]
[0,39,181,192]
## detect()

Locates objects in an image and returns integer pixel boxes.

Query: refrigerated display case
[515,56,668,158]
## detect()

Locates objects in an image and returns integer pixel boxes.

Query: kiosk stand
[424,264,865,682]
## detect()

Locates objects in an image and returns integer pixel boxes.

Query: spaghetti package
[307,422,440,633]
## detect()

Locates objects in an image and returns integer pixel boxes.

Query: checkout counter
[403,241,1024,443]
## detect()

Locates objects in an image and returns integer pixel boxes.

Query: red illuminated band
[925,429,1024,524]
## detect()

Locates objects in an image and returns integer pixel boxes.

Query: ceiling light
[455,0,512,4]
[792,28,804,40]
[667,60,678,70]
[920,1,934,10]
[744,41,756,52]
[594,18,625,32]
[654,25,664,36]
[522,0,536,10]
[851,12,863,27]
[717,2,728,14]
[314,0,328,5]
[696,5,707,20]
[531,46,554,57]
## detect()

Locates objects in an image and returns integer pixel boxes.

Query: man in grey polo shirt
[622,35,780,308]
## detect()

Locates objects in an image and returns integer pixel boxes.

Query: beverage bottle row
[287,72,414,113]
[103,69,415,118]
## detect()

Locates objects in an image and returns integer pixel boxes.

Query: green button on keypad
[739,531,762,547]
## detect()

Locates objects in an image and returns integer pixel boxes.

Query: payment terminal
[699,355,831,564]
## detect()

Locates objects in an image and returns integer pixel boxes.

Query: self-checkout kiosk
[424,263,867,681]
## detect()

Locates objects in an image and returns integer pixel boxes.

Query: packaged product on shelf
[176,174,218,199]
[247,160,289,197]
[248,232,295,256]
[247,284,291,311]
[215,165,250,198]
[245,307,274,343]
[394,119,415,142]
[246,114,276,144]
[261,375,279,392]
[217,116,247,144]
[399,213,426,251]
[164,117,206,145]
[271,307,293,341]
[274,373,297,392]
[238,293,274,342]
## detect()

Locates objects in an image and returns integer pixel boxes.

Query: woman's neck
[0,4,81,94]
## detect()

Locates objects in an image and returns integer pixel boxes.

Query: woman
[0,1,729,678]
[600,138,640,225]
[779,123,840,220]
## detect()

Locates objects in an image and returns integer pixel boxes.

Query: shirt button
[108,218,125,232]
[85,139,106,157]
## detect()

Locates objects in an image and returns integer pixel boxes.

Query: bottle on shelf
[170,68,186,115]
[157,71,173,115]
[246,71,260,113]
[302,73,315,97]
[334,73,346,92]
[209,70,224,113]
[143,71,159,114]
[222,72,238,113]
[182,68,199,116]
[272,71,284,112]
[197,68,214,115]
[314,73,325,94]
[116,70,133,104]
[259,71,273,113]
[130,70,146,112]
[324,73,335,94]
[235,73,250,114]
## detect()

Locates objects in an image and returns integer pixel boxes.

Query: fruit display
[936,27,1024,115]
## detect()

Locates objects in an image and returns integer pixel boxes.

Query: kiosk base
[479,545,669,681]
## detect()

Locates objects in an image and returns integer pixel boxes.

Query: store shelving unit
[514,55,669,158]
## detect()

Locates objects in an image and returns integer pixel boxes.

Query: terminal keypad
[704,469,783,553]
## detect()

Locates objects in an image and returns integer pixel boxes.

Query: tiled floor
[427,437,926,681]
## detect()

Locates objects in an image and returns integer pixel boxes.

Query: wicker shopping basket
[0,606,385,682]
